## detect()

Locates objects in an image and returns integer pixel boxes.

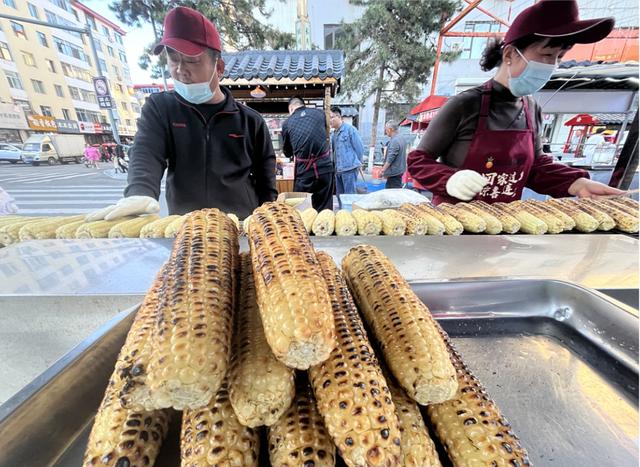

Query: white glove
[445,170,489,201]
[85,195,159,222]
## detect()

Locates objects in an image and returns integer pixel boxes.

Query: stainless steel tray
[0,280,637,467]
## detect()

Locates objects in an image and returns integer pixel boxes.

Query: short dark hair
[480,35,575,72]
[207,48,221,62]
[288,97,304,107]
[330,106,342,116]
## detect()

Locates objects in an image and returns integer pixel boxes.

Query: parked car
[0,143,23,164]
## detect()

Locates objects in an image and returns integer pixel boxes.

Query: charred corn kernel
[139,215,181,238]
[352,209,382,236]
[609,196,639,212]
[512,201,564,234]
[310,252,402,466]
[76,217,136,239]
[229,253,295,427]
[242,215,252,236]
[603,197,638,216]
[312,209,336,236]
[526,200,575,231]
[301,207,318,232]
[427,323,531,467]
[18,215,84,241]
[145,209,239,410]
[373,209,406,236]
[108,215,161,238]
[164,214,187,238]
[227,212,240,231]
[495,203,548,235]
[562,199,615,231]
[415,203,463,235]
[470,201,521,234]
[335,210,357,236]
[584,199,639,233]
[342,245,458,405]
[457,204,502,235]
[0,217,43,245]
[85,266,171,466]
[399,204,445,235]
[394,210,428,235]
[438,203,486,233]
[547,199,598,233]
[249,202,335,370]
[268,379,336,467]
[181,380,260,466]
[56,219,86,239]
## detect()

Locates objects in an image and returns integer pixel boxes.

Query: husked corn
[352,209,382,235]
[512,201,564,234]
[438,203,486,233]
[19,215,84,241]
[415,203,463,235]
[609,196,638,212]
[139,215,181,238]
[583,199,638,233]
[228,253,295,427]
[335,209,357,236]
[0,217,43,245]
[164,214,187,238]
[56,219,86,239]
[181,380,260,466]
[526,200,575,231]
[300,207,318,232]
[470,201,520,234]
[242,215,252,236]
[76,217,136,239]
[342,245,458,405]
[312,209,336,236]
[394,210,428,235]
[108,215,161,238]
[603,197,637,216]
[249,202,335,369]
[457,203,502,235]
[495,203,547,235]
[373,209,406,236]
[398,204,445,235]
[547,199,598,233]
[310,252,402,466]
[227,212,240,230]
[563,199,615,231]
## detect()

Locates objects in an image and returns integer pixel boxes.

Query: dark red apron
[433,80,535,205]
[295,149,331,179]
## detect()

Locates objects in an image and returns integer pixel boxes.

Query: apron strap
[296,149,331,179]
[521,97,536,149]
[477,81,493,131]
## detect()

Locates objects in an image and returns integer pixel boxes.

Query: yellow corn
[228,253,295,427]
[0,217,44,245]
[563,199,615,231]
[76,217,136,239]
[526,200,575,231]
[139,215,181,238]
[512,201,564,234]
[56,219,86,239]
[310,252,402,466]
[609,196,638,212]
[373,209,406,236]
[342,245,458,405]
[393,210,428,235]
[470,201,521,234]
[181,380,260,466]
[415,203,463,235]
[18,215,84,241]
[242,215,252,236]
[438,203,486,233]
[0,215,22,228]
[457,203,502,235]
[248,202,335,369]
[163,214,187,238]
[227,212,240,231]
[547,199,598,233]
[284,197,307,207]
[351,209,382,235]
[583,199,638,233]
[268,379,336,467]
[312,209,336,236]
[300,207,318,232]
[335,209,357,236]
[108,215,161,238]
[602,197,637,216]
[398,204,445,235]
[495,203,548,235]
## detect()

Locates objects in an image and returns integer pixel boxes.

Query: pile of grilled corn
[84,204,532,466]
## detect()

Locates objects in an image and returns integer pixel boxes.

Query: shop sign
[78,120,96,134]
[55,119,80,134]
[27,114,58,132]
[117,124,134,136]
[417,109,439,123]
[0,103,28,130]
[94,122,103,134]
[93,76,114,109]
[101,122,112,133]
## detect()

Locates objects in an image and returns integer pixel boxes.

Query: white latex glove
[85,195,159,222]
[445,170,489,201]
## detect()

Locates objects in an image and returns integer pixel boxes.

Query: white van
[21,134,85,166]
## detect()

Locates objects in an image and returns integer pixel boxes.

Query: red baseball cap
[153,6,222,56]
[504,0,614,46]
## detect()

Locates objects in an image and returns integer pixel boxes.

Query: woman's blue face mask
[508,48,556,97]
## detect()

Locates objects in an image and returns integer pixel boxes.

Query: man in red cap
[87,6,277,221]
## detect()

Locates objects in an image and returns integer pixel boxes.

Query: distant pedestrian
[381,121,407,189]
[330,106,365,195]
[83,144,100,169]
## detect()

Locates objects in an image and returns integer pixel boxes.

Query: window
[28,3,39,18]
[121,102,128,111]
[3,0,16,8]
[52,0,70,11]
[75,108,90,121]
[97,59,106,74]
[112,65,122,80]
[62,63,92,82]
[32,80,46,94]
[114,33,123,45]
[0,42,12,61]
[46,59,56,73]
[40,106,53,117]
[118,51,127,64]
[459,21,501,60]
[102,25,109,36]
[62,108,71,120]
[125,119,132,127]
[93,39,102,52]
[14,99,33,116]
[324,24,344,49]
[54,84,64,97]
[22,51,36,67]
[131,103,141,113]
[115,83,123,94]
[86,15,97,31]
[37,32,48,47]
[72,9,79,21]
[80,89,97,104]
[5,70,23,89]
[54,37,91,64]
[11,21,26,39]
[107,46,114,57]
[68,86,80,100]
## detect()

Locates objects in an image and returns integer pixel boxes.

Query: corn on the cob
[18,215,84,241]
[139,215,181,238]
[0,215,22,228]
[312,209,336,236]
[335,209,358,236]
[228,253,295,427]
[602,197,637,216]
[398,204,445,235]
[181,380,260,466]
[300,207,318,232]
[494,203,547,235]
[351,209,382,236]
[84,266,171,466]
[56,219,86,239]
[284,197,307,207]
[583,199,639,233]
[144,209,239,410]
[227,212,240,231]
[242,215,252,236]
[547,199,598,233]
[0,217,43,245]
[562,199,615,231]
[426,323,531,467]
[438,203,486,233]
[108,215,161,238]
[373,209,406,236]
[526,200,575,231]
[249,202,335,370]
[268,378,336,467]
[415,203,463,235]
[310,252,402,466]
[609,196,638,212]
[393,210,428,235]
[456,204,502,235]
[512,201,564,234]
[470,201,521,234]
[164,214,187,238]
[76,217,136,239]
[342,245,457,405]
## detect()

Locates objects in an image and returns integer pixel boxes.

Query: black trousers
[385,174,403,189]
[294,170,335,211]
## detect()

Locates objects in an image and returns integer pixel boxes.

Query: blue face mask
[508,48,556,97]
[173,68,216,104]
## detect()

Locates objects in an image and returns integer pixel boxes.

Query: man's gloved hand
[445,170,489,201]
[85,196,159,222]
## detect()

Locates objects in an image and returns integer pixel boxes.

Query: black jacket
[125,87,277,219]
[281,106,333,177]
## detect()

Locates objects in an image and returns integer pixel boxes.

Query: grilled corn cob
[547,199,598,233]
[108,215,161,238]
[242,215,252,236]
[563,199,615,231]
[181,380,260,466]
[342,245,457,405]
[415,203,463,235]
[312,209,336,236]
[398,204,445,235]
[583,199,639,233]
[310,252,402,466]
[373,209,406,236]
[609,196,638,212]
[335,210,358,236]
[526,200,575,231]
[228,253,295,427]
[144,209,239,410]
[438,203,486,233]
[56,219,86,239]
[0,217,43,245]
[139,215,181,238]
[494,203,547,235]
[300,207,318,232]
[456,204,502,235]
[0,215,22,228]
[602,197,637,216]
[394,210,428,235]
[164,214,187,238]
[227,212,240,230]
[268,379,336,467]
[351,209,382,236]
[18,215,84,241]
[76,217,136,239]
[470,201,521,234]
[512,201,564,234]
[426,323,531,467]
[249,202,335,370]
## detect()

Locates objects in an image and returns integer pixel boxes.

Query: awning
[564,114,599,126]
[409,95,448,115]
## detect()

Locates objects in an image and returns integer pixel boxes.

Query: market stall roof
[591,113,632,125]
[545,61,639,90]
[409,95,448,115]
[564,114,599,126]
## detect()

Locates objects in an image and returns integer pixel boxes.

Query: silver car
[0,143,22,164]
